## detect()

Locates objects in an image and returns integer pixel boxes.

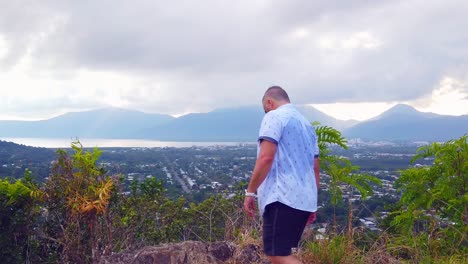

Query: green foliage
[301,234,362,264]
[393,136,468,227]
[140,177,164,200]
[300,231,468,264]
[110,176,187,249]
[326,159,380,206]
[0,141,249,262]
[313,122,349,173]
[0,172,40,263]
[109,174,246,251]
[3,133,467,263]
[0,178,32,206]
[314,122,381,234]
[41,140,116,263]
[184,193,243,242]
[387,233,468,263]
[313,122,348,152]
[314,122,380,202]
[389,135,468,258]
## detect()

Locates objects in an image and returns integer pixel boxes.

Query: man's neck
[276,102,290,109]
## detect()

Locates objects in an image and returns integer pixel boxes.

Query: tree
[0,170,41,263]
[41,141,116,263]
[110,176,188,248]
[390,135,467,253]
[314,123,381,236]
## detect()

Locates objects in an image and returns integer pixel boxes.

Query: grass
[227,227,467,264]
[295,230,467,264]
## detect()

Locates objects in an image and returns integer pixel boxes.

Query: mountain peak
[344,104,468,141]
[374,104,426,120]
[389,103,417,111]
[384,104,418,114]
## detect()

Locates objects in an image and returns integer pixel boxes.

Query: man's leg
[268,255,303,264]
[263,202,309,263]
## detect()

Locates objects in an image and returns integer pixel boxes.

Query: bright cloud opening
[314,102,397,121]
[412,77,468,116]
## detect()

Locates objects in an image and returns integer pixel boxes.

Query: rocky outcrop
[99,241,267,264]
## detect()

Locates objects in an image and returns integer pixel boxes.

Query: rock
[99,241,244,264]
[208,242,235,261]
[233,244,262,263]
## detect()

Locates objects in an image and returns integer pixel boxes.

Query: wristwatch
[245,189,257,198]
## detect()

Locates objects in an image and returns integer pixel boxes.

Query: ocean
[0,137,248,148]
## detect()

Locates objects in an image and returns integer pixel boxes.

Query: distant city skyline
[1,1,467,121]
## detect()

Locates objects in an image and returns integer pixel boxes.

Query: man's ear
[268,98,277,108]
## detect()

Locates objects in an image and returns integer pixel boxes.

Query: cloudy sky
[1,0,467,121]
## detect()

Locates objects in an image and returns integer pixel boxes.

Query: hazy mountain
[0,108,174,138]
[0,105,345,141]
[344,104,468,141]
[140,105,352,141]
[296,105,358,130]
[140,106,264,141]
[2,104,464,142]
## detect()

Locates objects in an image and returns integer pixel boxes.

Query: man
[244,86,320,264]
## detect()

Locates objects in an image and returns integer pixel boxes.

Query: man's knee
[267,255,303,264]
[268,255,284,264]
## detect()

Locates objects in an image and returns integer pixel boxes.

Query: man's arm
[244,140,277,217]
[307,156,320,225]
[247,140,277,193]
[314,157,320,188]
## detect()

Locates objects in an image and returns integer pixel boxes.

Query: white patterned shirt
[257,103,319,215]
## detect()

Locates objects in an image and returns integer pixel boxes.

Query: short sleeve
[258,112,282,145]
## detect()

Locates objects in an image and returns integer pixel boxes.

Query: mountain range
[344,104,468,141]
[0,108,173,139]
[0,104,466,142]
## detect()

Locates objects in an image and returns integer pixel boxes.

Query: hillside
[0,106,348,141]
[0,108,174,139]
[0,140,55,179]
[139,106,264,141]
[296,105,358,130]
[1,105,467,141]
[344,104,468,141]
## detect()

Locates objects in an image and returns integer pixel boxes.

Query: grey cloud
[0,95,102,120]
[30,1,281,74]
[0,0,467,115]
[0,1,60,69]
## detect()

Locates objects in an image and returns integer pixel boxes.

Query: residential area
[1,140,430,232]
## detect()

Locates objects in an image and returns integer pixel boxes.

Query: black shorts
[262,202,310,256]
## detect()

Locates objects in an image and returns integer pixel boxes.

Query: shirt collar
[277,103,293,110]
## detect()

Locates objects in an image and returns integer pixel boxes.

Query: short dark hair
[264,86,290,102]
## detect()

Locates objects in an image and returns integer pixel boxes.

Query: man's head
[262,86,290,113]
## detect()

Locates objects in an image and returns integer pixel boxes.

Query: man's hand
[306,211,316,226]
[243,196,256,218]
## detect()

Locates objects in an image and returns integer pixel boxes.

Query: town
[0,139,433,232]
[94,141,431,231]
